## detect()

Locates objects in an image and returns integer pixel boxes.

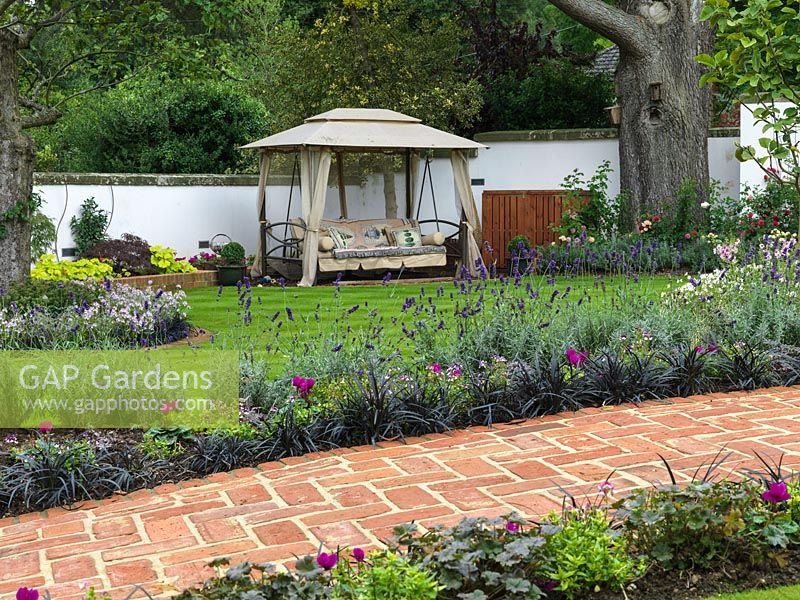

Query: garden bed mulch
[588,546,800,599]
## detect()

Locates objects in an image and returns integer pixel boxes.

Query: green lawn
[184,274,677,352]
[705,585,800,599]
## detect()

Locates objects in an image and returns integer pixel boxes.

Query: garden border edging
[3,383,796,526]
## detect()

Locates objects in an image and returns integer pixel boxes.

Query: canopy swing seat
[242,108,487,287]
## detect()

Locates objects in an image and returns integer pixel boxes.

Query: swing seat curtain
[243,108,486,286]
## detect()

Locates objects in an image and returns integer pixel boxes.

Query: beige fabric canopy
[244,108,486,286]
[242,108,485,152]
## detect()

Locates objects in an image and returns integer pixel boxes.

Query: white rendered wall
[35,133,741,260]
[740,102,798,190]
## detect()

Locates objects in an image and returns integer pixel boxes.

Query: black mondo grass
[0,440,137,513]
[508,353,582,418]
[659,345,717,397]
[579,352,674,406]
[719,343,779,391]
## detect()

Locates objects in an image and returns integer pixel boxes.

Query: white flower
[700,201,710,209]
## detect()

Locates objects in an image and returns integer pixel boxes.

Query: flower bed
[2,231,800,516]
[156,458,800,600]
[0,279,190,349]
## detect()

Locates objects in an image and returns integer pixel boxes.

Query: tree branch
[19,96,62,129]
[546,0,650,57]
[16,5,76,48]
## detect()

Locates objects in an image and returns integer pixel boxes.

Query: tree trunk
[383,164,398,219]
[546,0,713,230]
[0,31,34,291]
[616,1,712,228]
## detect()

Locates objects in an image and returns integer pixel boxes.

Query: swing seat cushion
[330,245,446,260]
[289,217,448,272]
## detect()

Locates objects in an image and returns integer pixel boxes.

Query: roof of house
[592,46,619,75]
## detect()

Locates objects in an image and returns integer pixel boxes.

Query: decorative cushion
[331,245,446,259]
[318,236,335,252]
[386,226,422,248]
[329,227,357,249]
[359,223,391,248]
[421,232,445,246]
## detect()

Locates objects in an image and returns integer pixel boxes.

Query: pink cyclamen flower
[762,481,791,504]
[16,588,39,600]
[505,521,520,533]
[566,348,588,367]
[37,421,53,433]
[352,547,366,562]
[317,552,338,570]
[291,376,315,399]
[598,480,615,495]
[447,363,463,379]
[430,363,443,375]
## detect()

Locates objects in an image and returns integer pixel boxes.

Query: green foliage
[30,210,56,261]
[31,254,115,282]
[482,61,614,131]
[699,0,800,231]
[150,246,197,274]
[257,0,482,134]
[393,518,549,598]
[1,280,103,312]
[554,160,618,237]
[16,1,247,128]
[69,198,108,256]
[620,479,800,570]
[334,552,440,600]
[0,192,42,242]
[45,79,267,174]
[219,242,246,266]
[141,427,195,459]
[507,235,531,257]
[543,509,643,598]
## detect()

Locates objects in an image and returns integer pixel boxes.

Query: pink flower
[762,481,791,504]
[598,480,615,495]
[505,521,520,533]
[430,363,442,375]
[352,547,365,562]
[291,376,315,399]
[684,233,692,240]
[16,589,39,600]
[37,421,53,433]
[447,363,462,379]
[317,551,338,570]
[566,348,588,367]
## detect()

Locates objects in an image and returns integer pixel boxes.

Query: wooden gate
[481,190,588,266]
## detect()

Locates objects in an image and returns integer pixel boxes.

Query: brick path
[3,387,800,599]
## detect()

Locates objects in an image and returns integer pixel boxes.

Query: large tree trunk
[616,1,712,228]
[0,31,34,290]
[547,0,712,230]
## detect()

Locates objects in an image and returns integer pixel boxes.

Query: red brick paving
[2,387,800,599]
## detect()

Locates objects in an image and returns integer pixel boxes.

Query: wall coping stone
[475,127,739,143]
